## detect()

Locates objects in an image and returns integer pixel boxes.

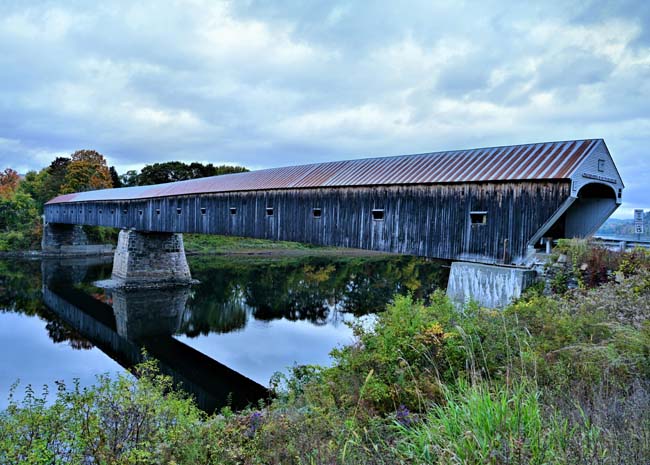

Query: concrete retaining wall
[447,262,537,308]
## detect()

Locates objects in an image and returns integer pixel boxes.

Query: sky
[0,0,648,218]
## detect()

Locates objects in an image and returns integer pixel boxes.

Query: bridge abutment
[446,262,537,308]
[111,229,192,287]
[42,221,113,256]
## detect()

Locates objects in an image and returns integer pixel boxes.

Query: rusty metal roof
[47,139,603,204]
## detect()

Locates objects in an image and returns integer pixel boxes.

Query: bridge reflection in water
[41,259,268,412]
[38,254,448,412]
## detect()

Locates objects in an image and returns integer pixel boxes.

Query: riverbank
[0,233,390,259]
[1,241,649,464]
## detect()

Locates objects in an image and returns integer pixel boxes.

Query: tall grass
[396,381,550,464]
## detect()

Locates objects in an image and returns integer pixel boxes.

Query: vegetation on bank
[183,234,313,254]
[1,242,649,464]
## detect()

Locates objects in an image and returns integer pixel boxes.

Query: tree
[0,191,41,250]
[119,170,139,187]
[19,170,48,211]
[39,157,71,203]
[60,150,113,194]
[0,168,20,199]
[109,166,122,188]
[136,161,248,186]
[137,161,192,185]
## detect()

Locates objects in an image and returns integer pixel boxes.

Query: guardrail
[592,236,650,251]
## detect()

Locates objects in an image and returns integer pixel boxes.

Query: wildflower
[245,411,263,438]
[396,404,413,427]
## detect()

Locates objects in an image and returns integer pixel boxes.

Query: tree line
[0,150,247,251]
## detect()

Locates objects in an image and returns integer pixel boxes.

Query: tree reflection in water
[1,254,448,344]
[182,255,448,336]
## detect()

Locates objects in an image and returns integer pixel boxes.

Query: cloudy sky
[0,0,648,217]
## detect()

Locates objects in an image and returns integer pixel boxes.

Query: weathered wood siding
[44,181,572,264]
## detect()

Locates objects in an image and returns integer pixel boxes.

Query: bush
[321,292,463,415]
[0,360,210,464]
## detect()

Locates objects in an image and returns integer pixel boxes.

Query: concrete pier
[111,229,192,287]
[447,262,537,308]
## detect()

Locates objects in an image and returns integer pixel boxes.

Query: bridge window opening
[156,208,160,215]
[200,207,207,215]
[266,207,274,217]
[110,209,114,215]
[598,159,605,172]
[470,211,487,225]
[123,209,128,214]
[176,208,182,215]
[230,207,237,215]
[618,188,622,199]
[138,210,143,215]
[372,209,385,221]
[312,207,322,218]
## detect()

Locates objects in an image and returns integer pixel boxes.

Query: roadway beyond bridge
[43,139,624,307]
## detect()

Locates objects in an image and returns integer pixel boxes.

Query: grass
[183,233,318,254]
[396,381,549,464]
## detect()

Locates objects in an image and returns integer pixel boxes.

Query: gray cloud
[0,0,648,215]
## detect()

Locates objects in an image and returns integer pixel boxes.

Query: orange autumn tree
[0,168,21,199]
[60,150,113,194]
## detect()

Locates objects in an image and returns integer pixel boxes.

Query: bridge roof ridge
[46,138,604,204]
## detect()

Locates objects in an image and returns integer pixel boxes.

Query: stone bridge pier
[111,229,193,287]
[42,221,114,256]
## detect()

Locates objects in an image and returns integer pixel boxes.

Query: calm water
[0,253,448,411]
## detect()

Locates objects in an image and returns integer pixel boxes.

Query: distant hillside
[597,211,650,238]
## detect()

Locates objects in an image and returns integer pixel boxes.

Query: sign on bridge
[635,209,645,234]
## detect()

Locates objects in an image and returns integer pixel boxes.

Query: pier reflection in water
[2,254,448,412]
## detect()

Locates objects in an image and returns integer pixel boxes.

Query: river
[0,253,448,412]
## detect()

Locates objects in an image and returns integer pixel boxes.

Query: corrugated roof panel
[502,144,546,180]
[556,139,596,178]
[474,146,514,180]
[439,149,480,182]
[416,151,459,183]
[46,139,604,204]
[542,141,578,178]
[531,142,571,179]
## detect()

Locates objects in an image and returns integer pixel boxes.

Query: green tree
[60,150,113,194]
[19,169,50,211]
[119,170,139,187]
[0,191,40,250]
[137,161,248,186]
[109,166,122,188]
[40,157,71,203]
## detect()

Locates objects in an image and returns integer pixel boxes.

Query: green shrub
[0,360,211,464]
[321,292,464,415]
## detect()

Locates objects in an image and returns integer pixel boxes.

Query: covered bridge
[44,138,623,267]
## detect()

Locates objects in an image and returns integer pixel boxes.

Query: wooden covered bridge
[43,139,623,305]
